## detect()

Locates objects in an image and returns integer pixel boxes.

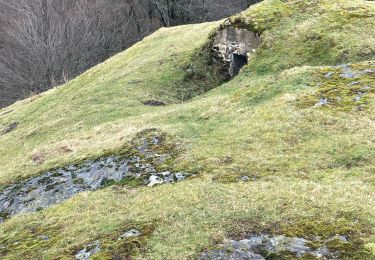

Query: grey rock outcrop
[200,233,348,259]
[75,241,101,260]
[0,130,191,222]
[118,229,141,240]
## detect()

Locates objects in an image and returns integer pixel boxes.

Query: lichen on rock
[200,233,350,259]
[298,61,375,111]
[0,129,191,222]
[75,241,101,260]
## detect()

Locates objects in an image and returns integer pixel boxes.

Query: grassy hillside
[1,0,375,259]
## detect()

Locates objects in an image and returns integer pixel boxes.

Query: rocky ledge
[200,233,349,259]
[0,129,190,222]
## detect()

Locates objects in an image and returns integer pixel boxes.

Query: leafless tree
[0,0,260,108]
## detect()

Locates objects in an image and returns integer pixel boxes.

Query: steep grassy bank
[1,0,375,259]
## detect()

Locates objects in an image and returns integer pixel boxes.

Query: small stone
[315,98,329,107]
[185,68,194,77]
[239,176,250,182]
[75,241,101,260]
[152,136,161,144]
[118,229,141,240]
[361,69,375,74]
[327,234,348,243]
[338,64,360,79]
[164,174,175,183]
[147,175,164,187]
[353,96,361,102]
[340,72,357,79]
[160,171,171,176]
[347,81,360,86]
[336,235,348,242]
[175,173,187,182]
[325,72,334,78]
[38,235,49,241]
[224,19,231,26]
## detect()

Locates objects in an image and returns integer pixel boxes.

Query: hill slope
[1,0,375,259]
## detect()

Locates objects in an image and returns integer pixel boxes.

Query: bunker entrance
[212,24,261,78]
[230,53,248,77]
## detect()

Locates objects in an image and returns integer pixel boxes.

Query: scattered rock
[361,68,375,74]
[200,233,348,259]
[147,175,164,187]
[340,72,358,79]
[347,81,360,86]
[325,72,334,78]
[38,235,49,241]
[0,130,191,222]
[338,64,375,79]
[143,100,166,106]
[338,64,359,79]
[118,229,141,240]
[315,98,329,107]
[175,172,187,182]
[327,234,348,243]
[239,176,256,182]
[75,241,101,260]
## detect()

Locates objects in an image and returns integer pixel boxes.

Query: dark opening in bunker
[230,53,248,77]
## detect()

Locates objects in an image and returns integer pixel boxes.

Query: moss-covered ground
[0,0,375,259]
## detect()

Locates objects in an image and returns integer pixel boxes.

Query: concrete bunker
[212,24,261,77]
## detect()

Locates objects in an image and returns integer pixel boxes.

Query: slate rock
[147,175,164,187]
[0,132,191,221]
[118,229,141,240]
[75,241,101,260]
[200,233,349,259]
[315,98,329,107]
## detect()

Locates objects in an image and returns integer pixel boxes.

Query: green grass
[1,0,375,259]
